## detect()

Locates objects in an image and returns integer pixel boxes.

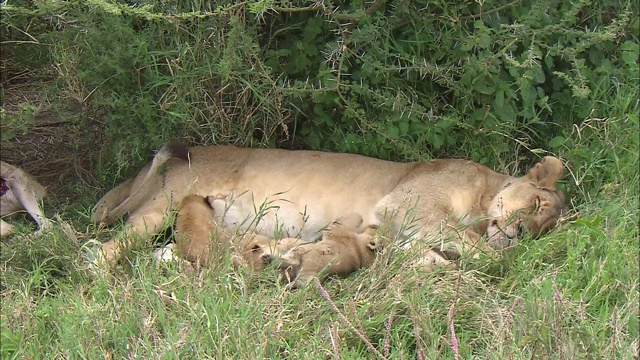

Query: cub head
[325,214,382,253]
[360,225,383,252]
[241,236,299,270]
[486,156,568,249]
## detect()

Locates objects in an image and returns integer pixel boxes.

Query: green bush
[2,0,637,176]
[0,1,638,358]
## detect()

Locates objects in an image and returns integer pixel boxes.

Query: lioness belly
[214,190,377,240]
[192,147,413,240]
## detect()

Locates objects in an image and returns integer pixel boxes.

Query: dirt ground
[1,79,105,211]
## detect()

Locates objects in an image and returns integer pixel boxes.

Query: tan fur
[174,194,218,268]
[92,144,567,269]
[1,161,51,238]
[280,213,382,288]
[174,194,300,271]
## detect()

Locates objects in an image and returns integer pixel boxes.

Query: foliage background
[1,0,638,358]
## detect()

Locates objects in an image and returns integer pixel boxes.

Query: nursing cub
[279,213,383,288]
[174,194,299,270]
[175,197,382,286]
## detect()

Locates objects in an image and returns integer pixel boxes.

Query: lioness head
[486,156,567,249]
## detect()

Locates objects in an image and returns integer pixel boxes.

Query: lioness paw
[82,239,111,277]
[417,249,456,271]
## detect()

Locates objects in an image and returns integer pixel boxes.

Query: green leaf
[494,102,515,122]
[477,34,492,49]
[494,88,505,108]
[620,40,639,52]
[621,51,638,66]
[524,66,545,84]
[436,117,455,130]
[399,120,409,135]
[520,80,537,107]
[588,47,604,66]
[387,125,399,139]
[549,136,565,148]
[544,55,554,70]
[431,133,444,149]
[459,41,474,52]
[472,75,496,95]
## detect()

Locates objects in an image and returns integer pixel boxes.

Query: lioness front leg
[0,219,15,238]
[97,205,169,269]
[413,219,496,269]
[14,185,51,233]
[437,227,498,260]
[413,229,498,276]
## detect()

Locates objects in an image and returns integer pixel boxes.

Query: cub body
[174,194,299,270]
[280,214,381,288]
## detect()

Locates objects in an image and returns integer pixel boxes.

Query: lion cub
[174,194,299,270]
[279,213,382,288]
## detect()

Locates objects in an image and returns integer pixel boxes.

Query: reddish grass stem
[315,278,386,359]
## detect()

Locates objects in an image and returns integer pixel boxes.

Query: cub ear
[525,156,564,189]
[366,239,378,251]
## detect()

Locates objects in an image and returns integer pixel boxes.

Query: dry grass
[1,81,104,208]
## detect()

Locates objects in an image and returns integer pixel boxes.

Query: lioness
[280,213,382,288]
[174,194,300,270]
[92,144,567,269]
[1,161,51,238]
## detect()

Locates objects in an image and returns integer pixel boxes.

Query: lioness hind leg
[91,177,135,225]
[96,204,170,269]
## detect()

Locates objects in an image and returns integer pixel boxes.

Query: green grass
[2,89,638,359]
[1,107,638,359]
[1,2,638,358]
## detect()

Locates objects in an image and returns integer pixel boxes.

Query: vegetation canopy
[1,0,638,358]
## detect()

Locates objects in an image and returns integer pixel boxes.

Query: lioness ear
[526,156,564,188]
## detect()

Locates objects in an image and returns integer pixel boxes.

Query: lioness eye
[535,196,541,209]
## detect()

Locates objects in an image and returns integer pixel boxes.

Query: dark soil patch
[1,80,106,212]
